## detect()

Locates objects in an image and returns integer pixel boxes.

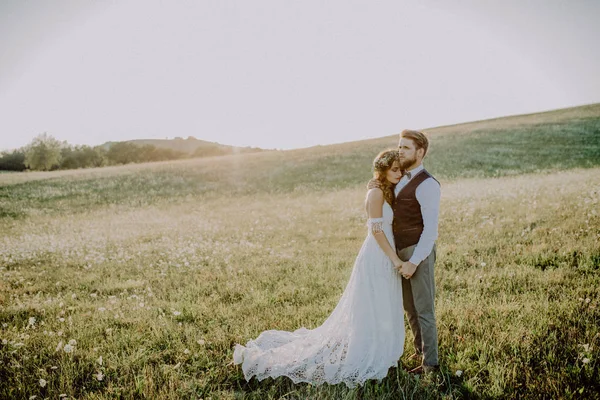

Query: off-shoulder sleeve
[367,218,384,235]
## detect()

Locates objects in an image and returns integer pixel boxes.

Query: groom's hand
[400,261,418,279]
[367,179,381,190]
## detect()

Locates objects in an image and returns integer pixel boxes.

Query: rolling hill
[102,136,269,157]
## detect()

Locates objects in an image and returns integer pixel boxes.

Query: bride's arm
[366,188,402,269]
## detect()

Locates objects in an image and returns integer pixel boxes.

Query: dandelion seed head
[63,344,73,353]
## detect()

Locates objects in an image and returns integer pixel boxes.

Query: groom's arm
[409,178,441,266]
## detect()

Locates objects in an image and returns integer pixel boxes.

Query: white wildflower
[68,339,77,346]
[173,311,181,316]
[39,378,47,387]
[95,371,104,381]
[455,370,463,377]
[97,356,103,365]
[581,344,590,352]
[583,358,590,364]
[480,262,486,267]
[63,343,73,353]
[28,317,36,326]
[184,348,190,354]
[197,339,205,346]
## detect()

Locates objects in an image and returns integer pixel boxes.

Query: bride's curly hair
[373,149,400,206]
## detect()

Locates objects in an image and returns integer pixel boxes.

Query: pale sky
[1,0,599,151]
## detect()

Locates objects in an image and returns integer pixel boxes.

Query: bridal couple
[234,129,441,387]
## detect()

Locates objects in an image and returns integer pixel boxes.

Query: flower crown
[373,151,399,171]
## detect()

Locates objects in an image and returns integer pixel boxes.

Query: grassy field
[1,104,599,399]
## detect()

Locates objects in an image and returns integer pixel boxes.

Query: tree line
[0,133,262,171]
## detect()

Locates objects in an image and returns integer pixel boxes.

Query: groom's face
[398,138,421,169]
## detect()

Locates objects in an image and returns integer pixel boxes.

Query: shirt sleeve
[409,178,441,265]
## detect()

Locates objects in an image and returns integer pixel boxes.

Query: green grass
[1,104,599,399]
[1,104,599,221]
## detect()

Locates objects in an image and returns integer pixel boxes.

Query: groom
[369,129,441,373]
[394,129,440,374]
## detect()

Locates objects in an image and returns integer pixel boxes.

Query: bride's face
[385,161,403,184]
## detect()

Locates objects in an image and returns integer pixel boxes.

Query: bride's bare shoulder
[366,188,384,202]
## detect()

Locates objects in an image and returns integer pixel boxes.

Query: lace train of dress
[233,201,404,388]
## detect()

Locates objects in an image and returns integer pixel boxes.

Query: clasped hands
[394,260,417,279]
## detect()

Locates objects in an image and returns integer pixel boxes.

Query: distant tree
[87,146,107,167]
[0,149,26,171]
[24,133,63,171]
[58,144,106,169]
[106,142,140,165]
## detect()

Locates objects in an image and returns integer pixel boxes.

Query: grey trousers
[398,244,439,367]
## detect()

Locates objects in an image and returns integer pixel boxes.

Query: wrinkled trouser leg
[399,244,439,367]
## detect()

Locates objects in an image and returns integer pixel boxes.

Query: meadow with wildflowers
[1,104,599,399]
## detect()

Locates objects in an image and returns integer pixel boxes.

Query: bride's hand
[400,261,418,279]
[367,179,381,190]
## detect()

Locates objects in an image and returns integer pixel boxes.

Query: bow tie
[403,171,412,180]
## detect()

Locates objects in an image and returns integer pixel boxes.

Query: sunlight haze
[0,0,598,151]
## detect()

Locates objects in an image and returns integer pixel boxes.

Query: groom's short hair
[400,129,429,157]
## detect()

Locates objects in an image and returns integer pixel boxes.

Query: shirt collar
[405,163,424,179]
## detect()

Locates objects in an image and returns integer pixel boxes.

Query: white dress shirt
[394,164,441,265]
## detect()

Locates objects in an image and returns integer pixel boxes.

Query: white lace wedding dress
[233,200,405,388]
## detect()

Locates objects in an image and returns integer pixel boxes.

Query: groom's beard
[398,156,417,170]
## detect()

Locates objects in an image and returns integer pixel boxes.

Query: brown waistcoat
[392,170,438,251]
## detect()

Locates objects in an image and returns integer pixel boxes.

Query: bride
[233,149,406,388]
